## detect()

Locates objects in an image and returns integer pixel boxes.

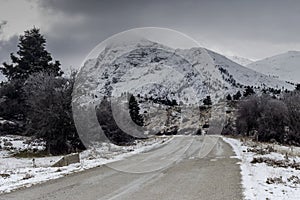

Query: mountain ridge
[73,39,294,109]
[247,51,300,83]
[227,55,253,66]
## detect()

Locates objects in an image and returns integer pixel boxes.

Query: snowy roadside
[0,135,173,194]
[222,136,300,200]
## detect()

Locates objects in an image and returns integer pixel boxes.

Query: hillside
[247,51,300,83]
[71,39,294,143]
[73,39,293,107]
[206,50,292,90]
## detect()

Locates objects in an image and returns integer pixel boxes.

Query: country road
[1,136,243,200]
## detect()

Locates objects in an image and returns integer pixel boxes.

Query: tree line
[235,87,300,146]
[0,28,84,155]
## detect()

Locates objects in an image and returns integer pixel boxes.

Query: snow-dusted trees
[1,28,62,81]
[0,27,85,154]
[236,91,300,145]
[24,72,84,155]
[0,28,62,124]
[128,95,144,126]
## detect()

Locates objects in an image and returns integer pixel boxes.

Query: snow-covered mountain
[206,50,292,90]
[247,51,300,83]
[227,55,253,66]
[71,39,294,143]
[73,39,294,108]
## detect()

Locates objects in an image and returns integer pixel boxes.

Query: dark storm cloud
[38,0,149,15]
[38,0,154,68]
[39,0,300,42]
[2,0,300,69]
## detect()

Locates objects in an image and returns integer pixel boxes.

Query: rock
[266,176,285,184]
[52,153,80,167]
[0,173,10,178]
[3,141,12,146]
[23,173,34,180]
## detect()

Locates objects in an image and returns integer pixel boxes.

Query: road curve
[1,136,243,200]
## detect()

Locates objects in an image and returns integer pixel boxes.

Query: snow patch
[223,137,300,200]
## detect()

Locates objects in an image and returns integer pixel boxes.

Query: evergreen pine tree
[233,91,242,100]
[171,99,178,106]
[128,95,144,126]
[0,28,63,121]
[296,83,300,91]
[226,94,232,101]
[203,95,212,106]
[1,27,62,81]
[243,86,255,97]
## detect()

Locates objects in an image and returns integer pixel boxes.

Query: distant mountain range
[227,56,253,66]
[247,51,300,84]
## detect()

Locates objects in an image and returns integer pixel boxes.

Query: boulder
[52,153,80,167]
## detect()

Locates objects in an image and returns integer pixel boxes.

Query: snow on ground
[223,136,300,200]
[0,134,45,149]
[0,135,172,194]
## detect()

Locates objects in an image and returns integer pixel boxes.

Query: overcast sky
[1,0,300,71]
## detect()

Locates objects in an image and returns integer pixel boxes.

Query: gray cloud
[0,34,17,81]
[0,20,7,27]
[1,0,300,70]
[0,35,18,66]
[38,0,300,42]
[0,20,7,35]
